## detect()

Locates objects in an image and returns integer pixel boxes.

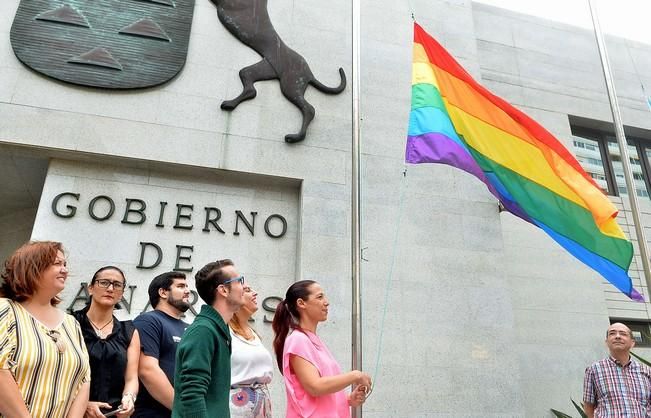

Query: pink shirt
[283,330,350,418]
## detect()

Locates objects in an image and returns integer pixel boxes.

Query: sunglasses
[222,276,244,286]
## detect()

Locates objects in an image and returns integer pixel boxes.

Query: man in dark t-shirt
[133,272,190,418]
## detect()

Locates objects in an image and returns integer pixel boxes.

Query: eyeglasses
[222,276,244,286]
[95,279,125,290]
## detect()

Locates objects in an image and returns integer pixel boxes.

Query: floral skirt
[229,384,272,418]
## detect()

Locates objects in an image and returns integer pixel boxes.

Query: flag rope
[369,166,409,387]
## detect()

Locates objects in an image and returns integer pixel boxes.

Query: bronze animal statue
[210,0,346,143]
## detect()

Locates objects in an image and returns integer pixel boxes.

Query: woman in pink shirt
[272,280,371,418]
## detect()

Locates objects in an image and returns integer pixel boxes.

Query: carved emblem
[211,0,347,143]
[10,0,195,88]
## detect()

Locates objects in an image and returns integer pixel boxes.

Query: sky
[475,0,651,45]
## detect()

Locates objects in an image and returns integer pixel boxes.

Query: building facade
[2,0,651,416]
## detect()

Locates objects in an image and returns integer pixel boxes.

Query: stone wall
[2,0,651,416]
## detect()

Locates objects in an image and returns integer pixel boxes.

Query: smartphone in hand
[103,407,124,417]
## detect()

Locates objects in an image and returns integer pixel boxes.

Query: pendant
[96,330,103,338]
[47,330,67,354]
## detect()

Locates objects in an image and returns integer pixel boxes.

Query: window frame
[570,125,651,199]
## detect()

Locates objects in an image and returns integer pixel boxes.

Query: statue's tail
[310,68,346,94]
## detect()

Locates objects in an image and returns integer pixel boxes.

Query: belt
[231,382,268,390]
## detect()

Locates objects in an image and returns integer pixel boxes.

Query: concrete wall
[473,3,651,415]
[0,207,36,263]
[473,0,651,333]
[2,0,651,416]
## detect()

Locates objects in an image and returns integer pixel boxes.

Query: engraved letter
[52,192,80,218]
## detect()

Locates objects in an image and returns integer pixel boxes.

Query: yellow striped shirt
[0,298,90,418]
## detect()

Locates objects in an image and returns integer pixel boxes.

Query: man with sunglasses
[172,259,246,418]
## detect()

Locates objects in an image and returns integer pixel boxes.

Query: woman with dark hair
[272,280,371,418]
[0,241,90,418]
[73,266,140,418]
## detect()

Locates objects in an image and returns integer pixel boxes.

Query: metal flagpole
[588,0,651,295]
[351,0,363,416]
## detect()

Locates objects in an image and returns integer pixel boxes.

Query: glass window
[571,123,651,199]
[644,148,651,188]
[608,140,649,198]
[571,135,610,194]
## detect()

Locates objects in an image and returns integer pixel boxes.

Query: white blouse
[229,326,274,386]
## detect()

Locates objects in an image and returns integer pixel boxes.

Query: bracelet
[122,392,137,403]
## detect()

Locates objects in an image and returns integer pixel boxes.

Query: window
[570,126,651,199]
[571,134,610,194]
[610,319,651,348]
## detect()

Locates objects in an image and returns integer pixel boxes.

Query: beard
[168,292,191,313]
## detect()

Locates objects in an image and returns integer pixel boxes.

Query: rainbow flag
[406,22,641,301]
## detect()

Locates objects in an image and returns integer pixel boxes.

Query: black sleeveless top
[73,307,135,406]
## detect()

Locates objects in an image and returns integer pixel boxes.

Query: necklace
[87,316,113,338]
[241,327,255,341]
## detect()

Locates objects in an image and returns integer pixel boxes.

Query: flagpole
[351,0,363,416]
[588,0,651,297]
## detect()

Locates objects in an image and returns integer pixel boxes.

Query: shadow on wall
[0,147,49,264]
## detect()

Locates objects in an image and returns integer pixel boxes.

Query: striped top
[406,23,639,300]
[0,298,90,418]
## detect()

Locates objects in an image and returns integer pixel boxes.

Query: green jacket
[172,304,232,418]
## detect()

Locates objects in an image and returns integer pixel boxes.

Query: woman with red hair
[0,241,90,418]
